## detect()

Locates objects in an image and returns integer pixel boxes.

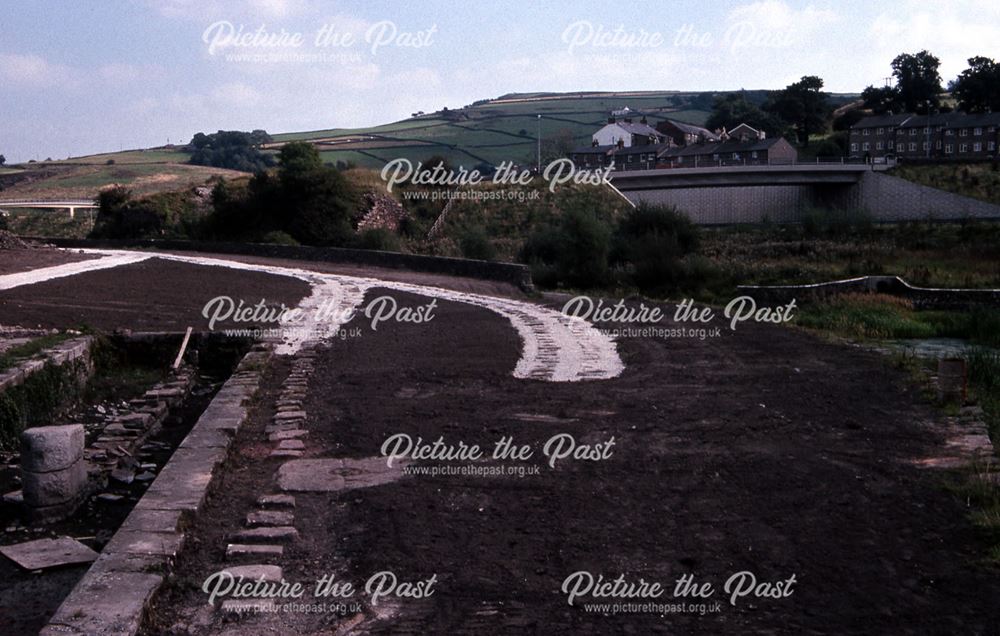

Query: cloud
[0,53,73,87]
[867,1,1000,82]
[148,0,313,21]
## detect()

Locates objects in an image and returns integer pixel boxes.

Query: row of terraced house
[849,111,1000,161]
[569,113,798,171]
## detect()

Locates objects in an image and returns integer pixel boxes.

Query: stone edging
[0,336,92,393]
[40,346,272,636]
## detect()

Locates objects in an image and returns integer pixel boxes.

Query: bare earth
[0,250,998,635]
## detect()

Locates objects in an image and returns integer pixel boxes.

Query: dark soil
[0,257,311,332]
[0,248,96,275]
[147,287,1000,635]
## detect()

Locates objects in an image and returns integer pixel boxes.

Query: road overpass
[0,199,97,219]
[608,163,1000,224]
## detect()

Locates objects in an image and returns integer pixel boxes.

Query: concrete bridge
[0,199,97,219]
[609,164,1000,224]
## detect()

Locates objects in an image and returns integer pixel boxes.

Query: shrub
[355,227,401,252]
[258,231,299,246]
[458,225,496,261]
[613,203,701,295]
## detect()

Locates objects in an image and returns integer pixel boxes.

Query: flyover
[608,163,1000,224]
[0,198,98,219]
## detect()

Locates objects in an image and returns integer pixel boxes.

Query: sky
[2,0,1000,163]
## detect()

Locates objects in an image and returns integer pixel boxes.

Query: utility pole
[536,114,542,174]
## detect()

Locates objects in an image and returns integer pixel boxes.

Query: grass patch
[794,293,1000,344]
[0,333,74,372]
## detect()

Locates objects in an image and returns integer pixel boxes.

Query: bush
[458,225,496,261]
[258,231,299,246]
[613,203,701,295]
[519,201,611,289]
[355,228,401,252]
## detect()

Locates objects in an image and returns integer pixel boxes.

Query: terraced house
[850,112,1000,161]
[570,116,798,171]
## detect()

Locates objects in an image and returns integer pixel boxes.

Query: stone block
[21,425,84,472]
[22,459,87,507]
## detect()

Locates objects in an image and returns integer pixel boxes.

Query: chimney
[624,117,632,124]
[640,116,648,124]
[617,139,625,149]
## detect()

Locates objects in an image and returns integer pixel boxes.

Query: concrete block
[22,459,87,507]
[21,424,84,472]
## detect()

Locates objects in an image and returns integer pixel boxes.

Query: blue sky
[2,0,999,162]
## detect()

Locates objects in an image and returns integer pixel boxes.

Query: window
[876,142,883,150]
[850,143,858,152]
[924,127,930,134]
[945,144,954,154]
[751,151,758,159]
[863,129,870,136]
[910,129,917,136]
[936,140,942,150]
[945,129,954,136]
[960,143,968,152]
[974,143,982,152]
[877,127,884,135]
[989,126,996,133]
[712,153,719,160]
[862,142,870,151]
[909,142,917,151]
[990,141,997,152]
[922,142,929,150]
[888,140,894,150]
[961,129,969,136]
[975,127,983,136]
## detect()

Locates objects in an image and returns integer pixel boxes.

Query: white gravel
[23,249,626,382]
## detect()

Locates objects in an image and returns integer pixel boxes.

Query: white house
[592,120,665,148]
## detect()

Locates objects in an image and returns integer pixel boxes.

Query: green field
[270,91,720,169]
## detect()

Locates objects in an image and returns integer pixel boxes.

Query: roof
[612,143,672,156]
[853,111,1000,130]
[899,111,1000,128]
[659,118,720,141]
[612,121,664,138]
[851,113,914,129]
[656,137,786,159]
[570,145,615,155]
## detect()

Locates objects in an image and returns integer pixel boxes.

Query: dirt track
[1,249,998,635]
[151,286,1000,635]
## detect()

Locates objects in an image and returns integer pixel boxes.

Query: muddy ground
[0,248,96,275]
[0,256,311,332]
[147,283,1000,635]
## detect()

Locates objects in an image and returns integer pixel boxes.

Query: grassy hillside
[891,163,1000,207]
[270,91,720,169]
[0,162,242,199]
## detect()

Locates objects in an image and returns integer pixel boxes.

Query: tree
[705,93,787,137]
[765,76,830,147]
[891,50,942,113]
[950,56,1000,113]
[861,85,901,115]
[0,155,5,166]
[187,130,275,172]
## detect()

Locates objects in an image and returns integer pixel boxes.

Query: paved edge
[0,336,93,393]
[39,345,272,636]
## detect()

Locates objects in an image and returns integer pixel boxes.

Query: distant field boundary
[35,237,535,291]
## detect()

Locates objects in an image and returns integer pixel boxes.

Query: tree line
[704,51,1000,150]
